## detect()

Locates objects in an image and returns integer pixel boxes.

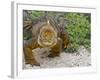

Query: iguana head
[38,21,57,47]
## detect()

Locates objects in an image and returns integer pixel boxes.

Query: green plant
[65,13,91,52]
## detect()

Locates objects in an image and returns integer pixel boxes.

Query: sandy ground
[23,46,91,69]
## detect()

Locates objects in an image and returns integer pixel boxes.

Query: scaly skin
[23,22,69,66]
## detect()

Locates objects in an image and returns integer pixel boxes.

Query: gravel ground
[23,46,91,69]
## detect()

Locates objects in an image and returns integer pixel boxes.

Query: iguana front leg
[48,38,62,57]
[23,39,40,66]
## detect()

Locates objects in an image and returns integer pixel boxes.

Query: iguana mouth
[38,34,57,47]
